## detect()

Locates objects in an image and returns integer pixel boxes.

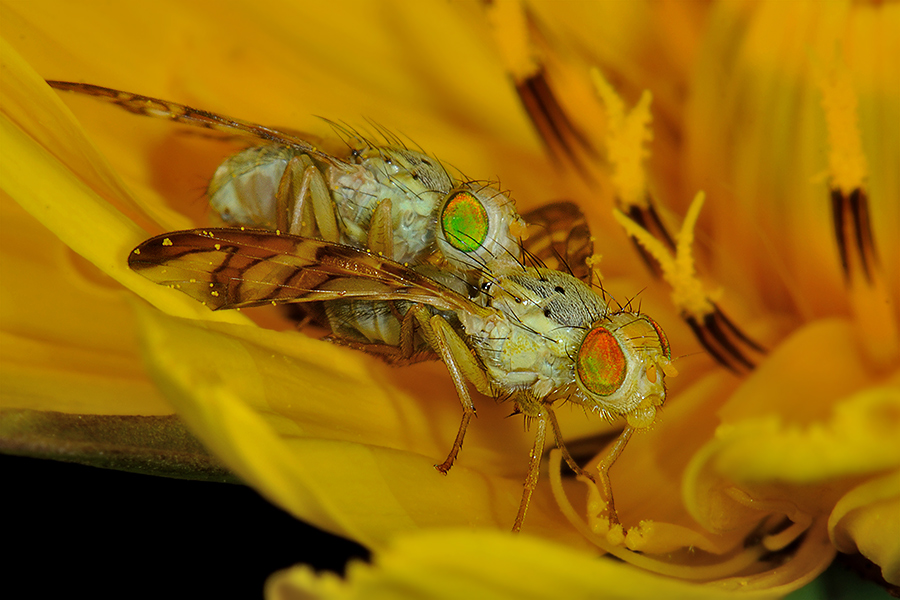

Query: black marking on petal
[849,187,878,282]
[831,188,851,278]
[685,306,764,373]
[625,201,676,278]
[643,202,676,249]
[714,305,766,354]
[516,72,596,183]
[831,187,879,284]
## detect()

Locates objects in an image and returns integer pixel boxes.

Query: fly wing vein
[129,228,488,314]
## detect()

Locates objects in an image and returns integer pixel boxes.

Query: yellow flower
[2,0,898,597]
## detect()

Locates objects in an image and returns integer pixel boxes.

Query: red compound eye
[576,326,627,397]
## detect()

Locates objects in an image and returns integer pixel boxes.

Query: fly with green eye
[128,228,676,531]
[48,80,676,530]
[47,81,527,274]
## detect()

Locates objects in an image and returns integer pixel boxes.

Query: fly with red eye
[128,228,676,531]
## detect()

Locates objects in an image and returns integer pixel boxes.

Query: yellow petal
[0,42,172,415]
[267,529,744,600]
[4,1,893,595]
[685,319,900,532]
[0,38,250,324]
[132,300,592,549]
[684,0,900,318]
[829,472,900,586]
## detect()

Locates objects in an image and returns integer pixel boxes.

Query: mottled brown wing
[521,201,593,284]
[46,81,346,167]
[129,228,491,315]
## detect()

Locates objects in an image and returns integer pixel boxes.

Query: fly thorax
[497,269,609,327]
[469,269,607,395]
[351,147,452,264]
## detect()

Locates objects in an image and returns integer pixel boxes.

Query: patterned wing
[47,81,346,167]
[521,201,594,284]
[129,228,491,315]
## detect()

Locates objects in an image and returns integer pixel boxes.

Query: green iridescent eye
[576,326,626,397]
[441,191,489,253]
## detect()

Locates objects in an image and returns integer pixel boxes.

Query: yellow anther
[591,69,653,210]
[817,61,867,194]
[614,191,715,320]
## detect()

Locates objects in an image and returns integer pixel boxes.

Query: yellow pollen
[591,69,653,210]
[817,61,867,194]
[662,360,678,379]
[508,217,528,240]
[161,238,172,246]
[614,191,715,319]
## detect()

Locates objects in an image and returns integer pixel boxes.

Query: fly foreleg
[594,425,635,526]
[410,306,491,475]
[545,406,597,485]
[513,414,547,533]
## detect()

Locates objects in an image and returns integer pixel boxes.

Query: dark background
[4,454,894,599]
[2,454,369,598]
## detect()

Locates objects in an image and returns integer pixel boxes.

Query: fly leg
[366,198,394,258]
[594,425,635,526]
[513,415,547,533]
[545,406,597,485]
[410,306,491,474]
[275,154,339,241]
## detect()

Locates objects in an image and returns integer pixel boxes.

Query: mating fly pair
[50,81,676,531]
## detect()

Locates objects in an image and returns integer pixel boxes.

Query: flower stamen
[487,0,598,179]
[818,59,899,370]
[615,193,765,372]
[549,450,784,582]
[818,61,876,283]
[592,69,677,272]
